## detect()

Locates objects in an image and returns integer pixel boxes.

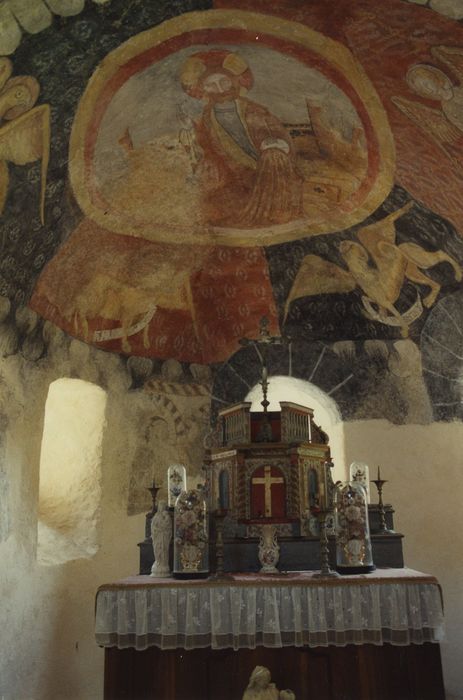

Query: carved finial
[239,317,288,429]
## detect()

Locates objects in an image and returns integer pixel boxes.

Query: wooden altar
[103,642,445,700]
[96,568,446,700]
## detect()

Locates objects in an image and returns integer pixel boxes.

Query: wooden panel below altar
[96,569,445,700]
[103,642,445,700]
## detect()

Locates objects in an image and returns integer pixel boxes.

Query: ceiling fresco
[0,0,462,422]
[66,13,393,245]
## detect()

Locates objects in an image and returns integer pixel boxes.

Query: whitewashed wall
[0,345,462,698]
[345,421,463,699]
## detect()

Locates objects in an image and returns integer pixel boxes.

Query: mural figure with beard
[179,49,303,227]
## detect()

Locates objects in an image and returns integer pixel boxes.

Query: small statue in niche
[150,500,172,578]
[242,666,295,700]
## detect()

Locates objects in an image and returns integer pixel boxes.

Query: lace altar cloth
[95,568,444,651]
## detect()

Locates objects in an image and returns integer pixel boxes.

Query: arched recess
[245,376,346,481]
[212,339,354,415]
[211,336,418,426]
[37,378,107,565]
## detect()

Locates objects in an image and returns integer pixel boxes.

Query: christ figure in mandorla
[179,49,303,228]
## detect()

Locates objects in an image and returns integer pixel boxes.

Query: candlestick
[210,508,232,580]
[144,481,161,541]
[313,510,339,579]
[312,460,339,578]
[371,467,394,534]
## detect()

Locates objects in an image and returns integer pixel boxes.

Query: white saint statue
[150,500,172,578]
[242,666,295,700]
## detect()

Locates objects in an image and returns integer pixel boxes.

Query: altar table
[96,568,445,700]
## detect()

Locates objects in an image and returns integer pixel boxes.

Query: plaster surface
[38,378,107,565]
[0,342,461,698]
[345,420,463,698]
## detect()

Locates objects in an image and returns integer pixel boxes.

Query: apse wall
[1,349,463,699]
[0,0,463,698]
[344,421,463,697]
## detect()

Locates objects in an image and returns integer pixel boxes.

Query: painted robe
[196,97,303,227]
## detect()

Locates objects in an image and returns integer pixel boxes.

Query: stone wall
[0,338,212,699]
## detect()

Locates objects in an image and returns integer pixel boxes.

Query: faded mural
[0,0,460,423]
[0,58,50,225]
[68,31,391,242]
[127,379,211,515]
[31,10,395,361]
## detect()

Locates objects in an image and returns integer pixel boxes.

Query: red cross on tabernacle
[251,465,284,517]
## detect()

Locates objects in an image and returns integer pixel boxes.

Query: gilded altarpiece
[205,401,331,536]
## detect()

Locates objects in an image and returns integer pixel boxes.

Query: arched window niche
[245,376,347,483]
[37,378,107,565]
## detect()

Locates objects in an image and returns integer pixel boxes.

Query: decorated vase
[258,523,280,574]
[173,488,209,579]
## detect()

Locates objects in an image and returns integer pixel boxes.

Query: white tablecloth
[95,568,444,651]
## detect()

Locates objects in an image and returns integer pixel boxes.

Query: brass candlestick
[313,509,339,578]
[211,509,232,580]
[371,466,394,534]
[144,481,161,541]
[313,460,339,578]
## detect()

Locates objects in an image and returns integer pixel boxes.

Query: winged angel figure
[0,57,50,224]
[284,201,461,337]
[391,45,463,167]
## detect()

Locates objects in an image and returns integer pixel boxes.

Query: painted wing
[0,103,50,223]
[284,254,356,321]
[356,201,414,271]
[399,242,462,281]
[391,95,461,157]
[431,45,463,84]
[0,58,12,92]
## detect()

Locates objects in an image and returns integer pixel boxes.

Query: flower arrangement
[336,485,367,564]
[174,489,208,573]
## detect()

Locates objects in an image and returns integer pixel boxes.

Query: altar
[101,322,446,699]
[96,568,445,699]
